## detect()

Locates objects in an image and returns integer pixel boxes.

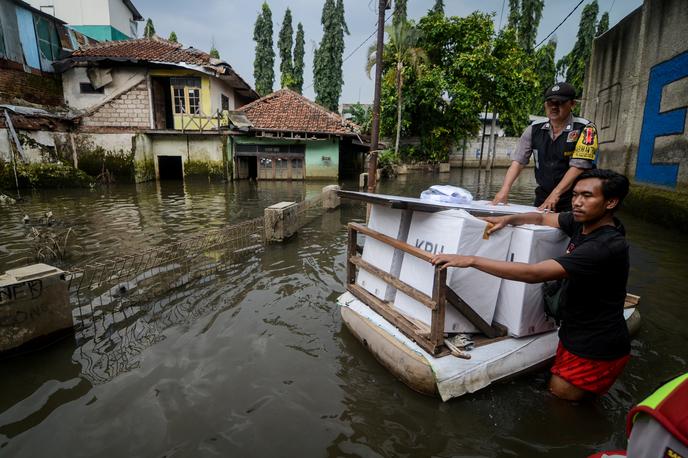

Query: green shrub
[377,149,400,178]
[0,160,93,189]
[78,147,135,183]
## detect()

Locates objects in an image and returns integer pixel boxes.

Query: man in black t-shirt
[432,169,631,401]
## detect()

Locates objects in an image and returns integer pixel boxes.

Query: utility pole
[367,0,388,193]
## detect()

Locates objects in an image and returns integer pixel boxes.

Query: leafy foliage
[343,103,372,134]
[253,2,275,96]
[429,0,444,16]
[373,12,537,162]
[209,45,220,59]
[377,148,400,178]
[558,1,600,100]
[313,0,349,111]
[393,0,407,26]
[596,12,609,37]
[278,8,294,88]
[291,23,305,93]
[144,18,156,38]
[168,31,178,43]
[367,21,427,155]
[531,38,557,115]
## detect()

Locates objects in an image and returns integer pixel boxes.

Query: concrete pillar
[264,201,298,242]
[322,185,341,210]
[0,263,71,353]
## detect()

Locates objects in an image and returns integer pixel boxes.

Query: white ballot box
[393,209,512,333]
[493,224,569,336]
[356,205,412,301]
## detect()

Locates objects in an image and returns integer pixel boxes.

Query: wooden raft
[346,222,507,357]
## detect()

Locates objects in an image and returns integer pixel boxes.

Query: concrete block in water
[0,263,71,352]
[322,185,341,210]
[264,201,298,242]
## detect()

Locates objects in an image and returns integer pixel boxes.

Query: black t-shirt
[553,212,631,360]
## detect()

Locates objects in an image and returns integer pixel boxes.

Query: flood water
[1,169,686,457]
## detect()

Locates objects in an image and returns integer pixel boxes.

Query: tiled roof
[62,37,258,99]
[239,89,359,136]
[70,37,211,66]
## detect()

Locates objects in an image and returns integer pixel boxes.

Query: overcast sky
[135,0,643,104]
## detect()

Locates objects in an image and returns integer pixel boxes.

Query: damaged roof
[238,88,359,136]
[56,37,258,99]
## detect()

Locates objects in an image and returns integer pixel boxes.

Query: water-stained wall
[582,0,688,189]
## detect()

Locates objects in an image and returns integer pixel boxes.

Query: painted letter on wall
[636,51,688,187]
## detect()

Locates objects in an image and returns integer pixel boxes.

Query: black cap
[544,82,577,101]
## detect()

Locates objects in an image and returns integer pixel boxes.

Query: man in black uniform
[491,82,599,212]
[434,169,631,401]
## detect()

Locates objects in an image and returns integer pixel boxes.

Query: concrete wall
[450,136,521,168]
[25,0,110,27]
[582,0,688,189]
[209,77,236,112]
[108,0,136,37]
[148,134,224,178]
[305,139,339,179]
[63,67,146,110]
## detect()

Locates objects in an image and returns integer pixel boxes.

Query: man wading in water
[432,169,631,401]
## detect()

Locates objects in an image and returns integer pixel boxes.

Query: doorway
[158,155,183,180]
[151,77,174,129]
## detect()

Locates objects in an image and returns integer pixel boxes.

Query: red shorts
[550,342,630,395]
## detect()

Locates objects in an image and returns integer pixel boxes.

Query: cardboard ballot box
[356,204,412,301]
[393,209,512,333]
[493,224,569,337]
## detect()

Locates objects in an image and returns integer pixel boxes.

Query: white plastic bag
[420,185,473,204]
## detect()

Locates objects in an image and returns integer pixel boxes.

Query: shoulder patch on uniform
[573,124,598,160]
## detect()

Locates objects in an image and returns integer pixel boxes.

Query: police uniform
[512,114,599,212]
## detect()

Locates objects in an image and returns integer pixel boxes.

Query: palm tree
[366,21,427,155]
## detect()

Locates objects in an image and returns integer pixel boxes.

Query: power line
[303,13,392,92]
[535,0,586,49]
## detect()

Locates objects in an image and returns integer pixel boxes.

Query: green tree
[559,0,599,99]
[168,31,178,43]
[313,0,349,111]
[531,38,557,115]
[596,11,609,36]
[278,8,294,88]
[506,0,544,54]
[507,0,520,30]
[209,45,220,59]
[429,0,444,16]
[144,18,156,38]
[367,21,428,155]
[291,23,305,93]
[253,2,275,96]
[393,0,407,26]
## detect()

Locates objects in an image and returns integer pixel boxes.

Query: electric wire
[534,0,586,49]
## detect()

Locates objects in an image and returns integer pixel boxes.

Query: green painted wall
[69,25,130,41]
[234,136,340,179]
[305,139,339,179]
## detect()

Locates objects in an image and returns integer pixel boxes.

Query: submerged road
[0,169,686,457]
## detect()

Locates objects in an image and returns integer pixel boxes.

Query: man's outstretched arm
[431,255,567,284]
[483,211,561,235]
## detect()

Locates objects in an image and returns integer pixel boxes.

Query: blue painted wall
[636,51,688,187]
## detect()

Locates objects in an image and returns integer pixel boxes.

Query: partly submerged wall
[582,0,688,190]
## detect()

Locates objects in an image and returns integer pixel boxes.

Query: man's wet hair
[574,169,630,211]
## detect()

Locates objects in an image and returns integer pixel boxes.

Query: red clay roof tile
[239,88,358,136]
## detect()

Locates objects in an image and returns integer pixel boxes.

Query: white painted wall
[209,78,236,113]
[62,66,146,110]
[108,0,137,37]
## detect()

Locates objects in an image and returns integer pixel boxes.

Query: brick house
[51,36,259,180]
[236,88,368,180]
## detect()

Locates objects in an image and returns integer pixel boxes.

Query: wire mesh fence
[62,191,331,383]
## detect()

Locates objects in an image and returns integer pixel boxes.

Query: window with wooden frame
[33,15,60,62]
[170,77,202,115]
[221,94,229,111]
